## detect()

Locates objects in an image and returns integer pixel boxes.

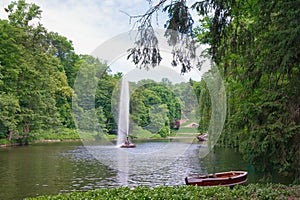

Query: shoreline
[0,134,199,148]
[0,143,22,148]
[0,139,82,148]
[34,139,82,143]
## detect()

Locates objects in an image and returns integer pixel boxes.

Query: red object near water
[120,143,136,148]
[120,137,136,148]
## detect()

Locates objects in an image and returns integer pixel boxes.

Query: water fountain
[117,76,136,148]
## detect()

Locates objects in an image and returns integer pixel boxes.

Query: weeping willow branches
[126,0,199,73]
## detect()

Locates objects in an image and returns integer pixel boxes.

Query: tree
[0,0,73,142]
[5,0,41,27]
[130,81,181,137]
[127,0,197,73]
[96,71,122,134]
[0,93,20,141]
[73,55,109,137]
[127,0,300,181]
[49,32,79,88]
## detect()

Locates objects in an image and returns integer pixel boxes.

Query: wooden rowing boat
[185,171,247,187]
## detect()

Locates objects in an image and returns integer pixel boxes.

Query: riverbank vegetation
[192,0,300,182]
[124,0,300,182]
[0,0,299,183]
[0,0,197,144]
[26,184,299,200]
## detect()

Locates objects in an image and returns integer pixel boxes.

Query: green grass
[172,132,198,137]
[173,127,199,134]
[0,138,9,145]
[103,134,117,140]
[26,184,299,200]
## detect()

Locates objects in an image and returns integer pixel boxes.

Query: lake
[0,140,290,200]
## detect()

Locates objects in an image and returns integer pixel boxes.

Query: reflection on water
[0,141,290,200]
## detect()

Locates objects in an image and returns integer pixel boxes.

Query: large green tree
[0,0,73,142]
[130,80,181,136]
[95,71,122,134]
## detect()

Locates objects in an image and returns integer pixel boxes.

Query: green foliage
[192,79,211,133]
[48,32,79,88]
[0,93,20,138]
[49,32,79,129]
[96,72,121,134]
[0,138,9,145]
[26,184,299,200]
[0,9,72,142]
[1,0,299,184]
[5,0,42,27]
[29,128,79,141]
[0,1,74,142]
[0,0,199,143]
[103,133,116,140]
[71,55,110,139]
[194,0,300,180]
[158,126,170,138]
[129,123,153,139]
[130,81,182,137]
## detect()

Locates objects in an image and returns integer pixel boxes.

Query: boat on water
[185,171,248,187]
[120,143,136,148]
[120,137,136,148]
[196,134,208,141]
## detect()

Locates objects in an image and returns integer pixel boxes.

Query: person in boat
[125,136,130,145]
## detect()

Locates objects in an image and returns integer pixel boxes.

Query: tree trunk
[23,124,30,145]
[8,130,13,141]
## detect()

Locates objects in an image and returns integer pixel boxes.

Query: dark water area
[0,141,292,200]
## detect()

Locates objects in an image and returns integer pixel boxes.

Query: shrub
[25,184,300,200]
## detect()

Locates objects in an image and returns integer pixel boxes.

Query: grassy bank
[26,184,299,200]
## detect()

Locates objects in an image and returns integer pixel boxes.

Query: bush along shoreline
[25,184,299,200]
[0,128,81,147]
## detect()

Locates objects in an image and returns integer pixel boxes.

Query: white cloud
[0,0,152,54]
[37,0,145,54]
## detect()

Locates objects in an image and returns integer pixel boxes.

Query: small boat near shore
[196,134,208,142]
[185,171,248,187]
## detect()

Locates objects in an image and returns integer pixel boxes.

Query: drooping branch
[123,1,168,70]
[126,0,200,73]
[127,22,162,70]
[123,0,168,29]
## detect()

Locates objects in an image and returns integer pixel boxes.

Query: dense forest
[0,0,299,182]
[193,0,300,181]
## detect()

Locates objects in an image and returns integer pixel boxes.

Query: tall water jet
[117,76,130,146]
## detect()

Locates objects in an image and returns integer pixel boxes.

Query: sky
[0,0,208,81]
[0,0,153,54]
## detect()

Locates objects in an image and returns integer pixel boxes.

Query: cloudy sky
[0,0,208,81]
[0,0,158,54]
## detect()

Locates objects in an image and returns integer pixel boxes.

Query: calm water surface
[0,140,287,200]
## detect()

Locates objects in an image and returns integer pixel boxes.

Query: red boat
[120,143,136,148]
[120,137,136,148]
[185,171,248,187]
